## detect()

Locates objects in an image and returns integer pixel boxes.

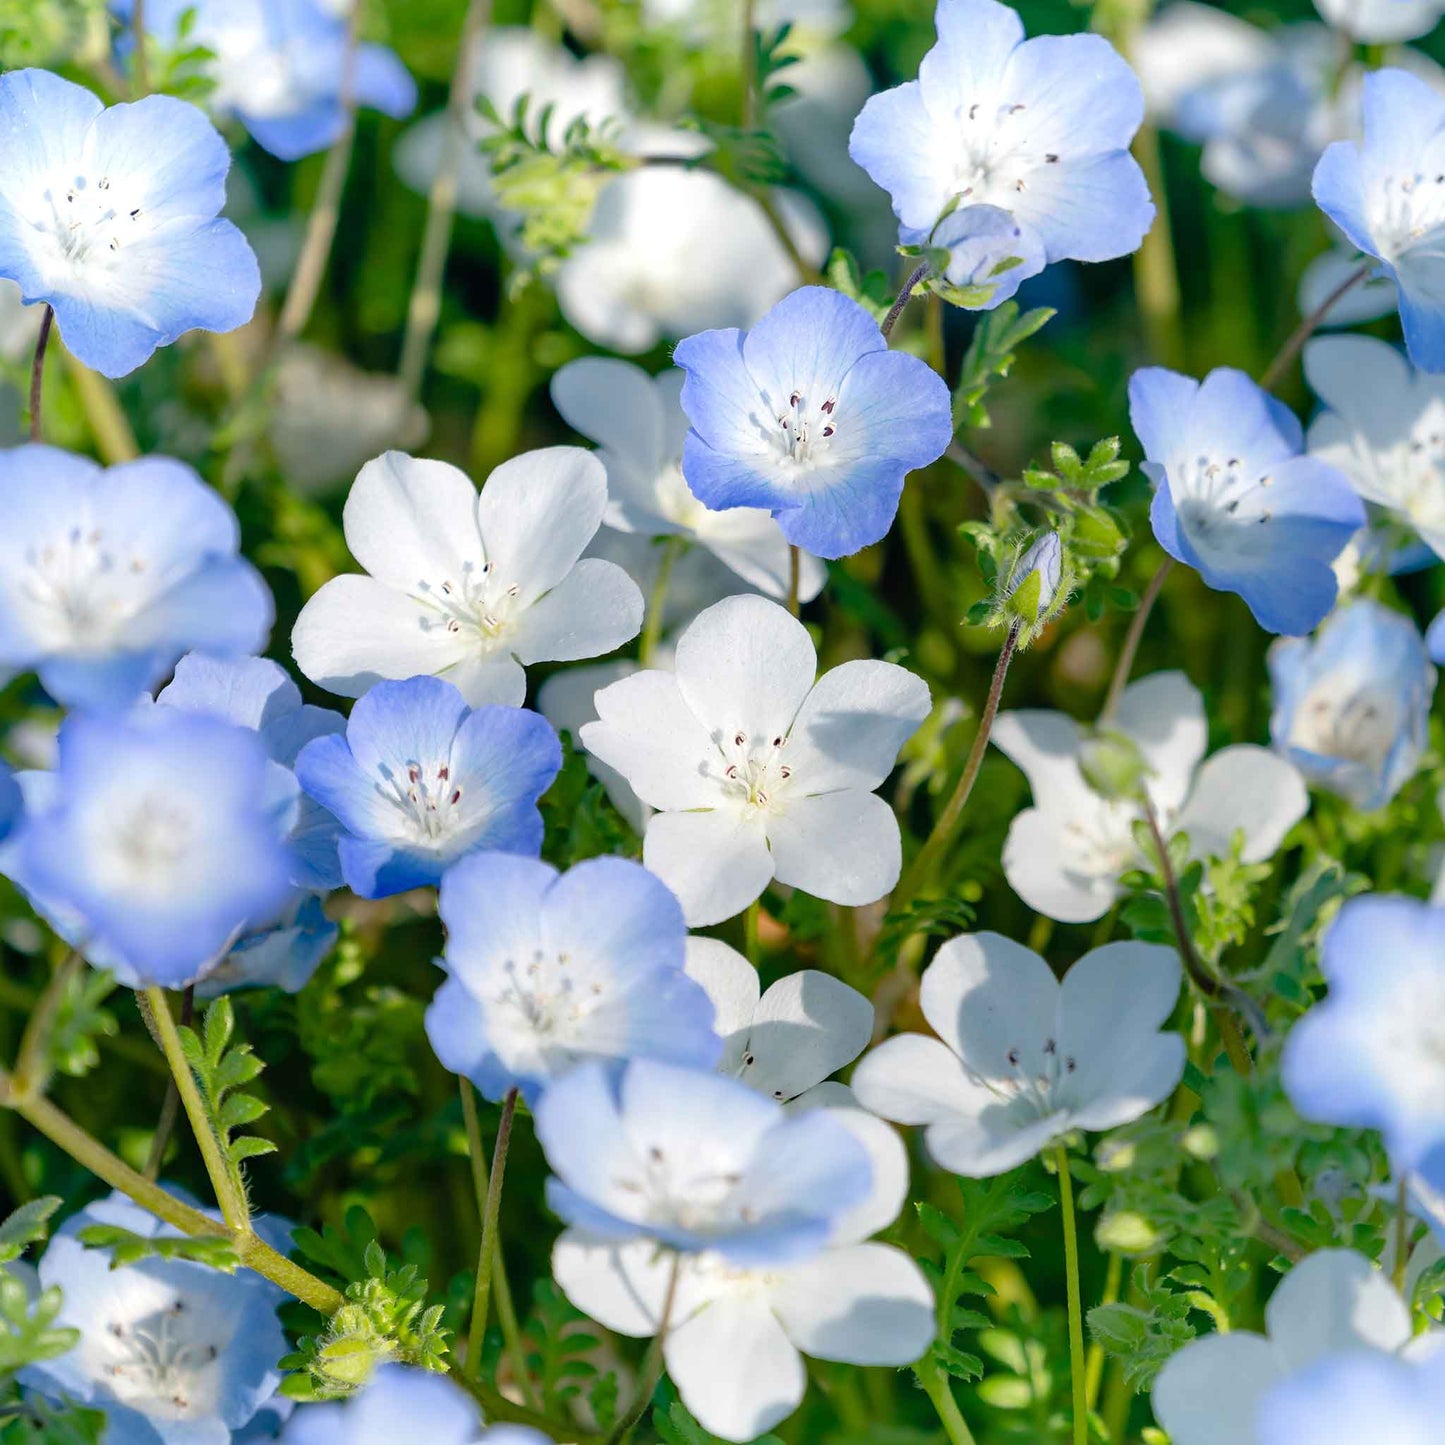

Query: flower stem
[914,1357,979,1445]
[1393,1174,1412,1292]
[1130,124,1185,370]
[880,262,930,340]
[743,899,762,966]
[1259,261,1371,394]
[786,545,801,617]
[1101,557,1172,721]
[28,305,54,444]
[603,1253,683,1445]
[143,987,193,1183]
[469,1086,519,1378]
[1055,1144,1088,1445]
[131,0,149,96]
[639,536,684,666]
[9,947,82,1101]
[1085,1251,1121,1410]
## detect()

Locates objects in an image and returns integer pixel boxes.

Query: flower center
[29,173,149,273]
[22,525,151,651]
[489,948,611,1054]
[417,561,524,655]
[948,100,1061,209]
[1175,453,1278,536]
[1291,682,1399,771]
[94,1296,225,1422]
[383,759,467,846]
[611,1141,756,1235]
[986,1036,1078,1121]
[1370,170,1445,265]
[714,729,794,813]
[772,388,840,470]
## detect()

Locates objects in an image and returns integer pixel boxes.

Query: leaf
[0,1197,62,1266]
[954,303,1055,430]
[77,1225,240,1274]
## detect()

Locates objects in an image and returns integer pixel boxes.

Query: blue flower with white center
[1,707,298,988]
[1128,366,1365,634]
[119,0,417,162]
[425,853,721,1103]
[848,0,1153,286]
[1282,894,1445,1186]
[21,1190,290,1445]
[1255,1351,1445,1445]
[0,445,273,712]
[1313,68,1445,372]
[925,205,1045,310]
[1268,600,1436,813]
[0,760,19,845]
[534,1057,873,1267]
[0,69,260,378]
[673,286,952,558]
[294,675,562,899]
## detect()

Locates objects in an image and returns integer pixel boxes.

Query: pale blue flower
[535,1057,873,1266]
[1129,366,1365,633]
[674,286,951,558]
[1269,600,1436,812]
[425,853,721,1103]
[0,445,273,712]
[0,69,260,377]
[926,205,1045,309]
[1255,1351,1445,1445]
[295,675,561,899]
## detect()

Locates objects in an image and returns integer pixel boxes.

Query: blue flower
[2,707,298,988]
[1255,1351,1445,1445]
[1268,601,1436,812]
[0,760,19,845]
[21,1190,290,1444]
[674,286,952,558]
[0,69,260,378]
[848,0,1153,282]
[1313,68,1445,372]
[0,445,273,712]
[295,675,562,899]
[121,0,417,162]
[426,853,721,1103]
[1282,894,1445,1186]
[534,1057,873,1266]
[1128,366,1365,634]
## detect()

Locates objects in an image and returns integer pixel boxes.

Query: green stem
[27,305,54,444]
[143,987,193,1183]
[639,536,683,667]
[786,545,801,617]
[914,1358,979,1445]
[131,0,149,96]
[1131,124,1185,369]
[1085,1251,1121,1411]
[743,900,762,967]
[469,1086,519,1378]
[61,350,141,463]
[1055,1145,1088,1445]
[603,1254,682,1445]
[1393,1174,1412,1293]
[1101,557,1172,721]
[10,948,82,1101]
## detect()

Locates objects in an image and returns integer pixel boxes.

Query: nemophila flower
[925,204,1045,310]
[534,1056,874,1266]
[424,853,720,1103]
[294,675,561,899]
[552,1095,931,1442]
[993,671,1307,923]
[0,446,273,712]
[848,0,1153,281]
[1153,1248,1435,1445]
[853,933,1185,1176]
[0,69,260,378]
[1313,69,1445,371]
[3,708,297,987]
[1255,1351,1445,1445]
[580,594,931,925]
[1282,894,1445,1184]
[684,937,873,1103]
[1313,0,1445,44]
[550,357,827,603]
[122,0,416,162]
[21,1190,289,1444]
[674,286,952,558]
[1129,367,1365,633]
[537,659,645,829]
[291,449,643,708]
[1268,601,1436,812]
[0,761,19,845]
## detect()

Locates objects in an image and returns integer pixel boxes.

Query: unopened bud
[1004,531,1062,623]
[1078,728,1150,803]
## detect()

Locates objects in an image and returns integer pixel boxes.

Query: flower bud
[1096,1209,1163,1256]
[1004,531,1063,624]
[1078,728,1151,803]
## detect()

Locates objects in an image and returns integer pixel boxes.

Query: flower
[291,449,643,708]
[673,286,952,558]
[124,0,417,162]
[1128,366,1364,633]
[924,204,1045,310]
[551,1094,931,1441]
[848,0,1153,277]
[580,594,931,925]
[294,675,561,899]
[1304,334,1445,559]
[852,933,1185,1176]
[1255,1351,1445,1445]
[534,1056,874,1266]
[993,671,1307,923]
[536,658,645,828]
[1312,0,1445,47]
[424,853,721,1102]
[21,1190,290,1444]
[549,357,827,602]
[0,69,260,378]
[1282,894,1445,1186]
[2,708,298,987]
[1268,600,1436,812]
[0,445,273,711]
[1313,68,1445,372]
[683,936,874,1103]
[1153,1248,1435,1445]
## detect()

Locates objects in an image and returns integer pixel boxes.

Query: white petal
[767,791,902,906]
[683,937,760,1074]
[1152,1332,1284,1445]
[508,558,643,665]
[1265,1249,1414,1369]
[438,653,528,708]
[550,1232,671,1338]
[1174,745,1307,863]
[991,708,1086,798]
[741,970,874,1101]
[801,1101,911,1244]
[582,671,719,810]
[1001,807,1122,924]
[1116,671,1207,813]
[851,1033,978,1126]
[643,808,774,926]
[550,357,666,478]
[924,1110,1068,1178]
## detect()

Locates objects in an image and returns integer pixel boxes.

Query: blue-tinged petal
[0,763,20,845]
[741,287,884,411]
[832,348,952,471]
[244,102,347,162]
[89,92,232,222]
[773,455,910,559]
[128,557,275,660]
[1193,366,1304,457]
[1012,149,1154,264]
[158,654,301,732]
[0,69,104,200]
[1128,367,1203,471]
[1004,34,1146,158]
[541,855,687,979]
[438,851,557,978]
[680,432,790,513]
[425,975,519,1102]
[674,327,770,456]
[448,705,561,851]
[354,44,418,120]
[918,0,1024,120]
[344,676,469,783]
[847,83,949,234]
[294,731,394,841]
[37,650,170,713]
[1310,141,1376,259]
[337,833,443,899]
[1356,68,1445,191]
[1398,281,1445,373]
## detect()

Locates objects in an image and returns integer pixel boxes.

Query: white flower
[292,448,643,707]
[538,659,645,828]
[550,357,827,602]
[853,933,1185,1176]
[580,594,930,925]
[993,671,1308,923]
[1312,0,1445,45]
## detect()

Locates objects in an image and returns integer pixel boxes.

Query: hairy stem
[880,262,930,340]
[469,1086,519,1377]
[28,306,54,444]
[914,1357,979,1445]
[143,987,193,1183]
[1055,1145,1088,1445]
[1259,261,1371,393]
[1101,557,1173,721]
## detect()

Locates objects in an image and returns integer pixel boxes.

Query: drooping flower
[1254,1351,1445,1445]
[923,204,1045,310]
[580,594,931,925]
[848,0,1153,283]
[1268,601,1436,812]
[0,445,273,712]
[424,853,721,1103]
[291,449,643,708]
[550,357,827,602]
[1128,366,1365,633]
[534,1057,873,1266]
[294,675,561,899]
[674,286,952,558]
[853,933,1185,1176]
[0,69,261,378]
[993,671,1307,923]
